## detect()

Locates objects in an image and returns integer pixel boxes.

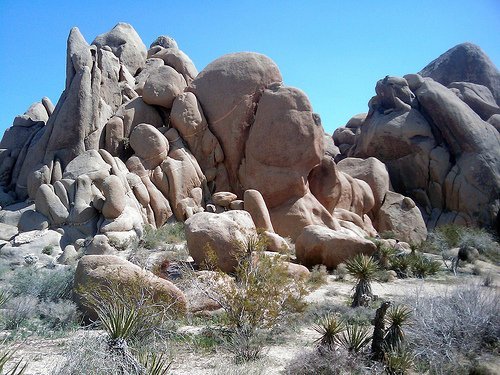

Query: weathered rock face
[345,63,500,231]
[184,211,257,273]
[8,24,494,281]
[188,53,282,195]
[92,22,147,76]
[419,43,500,105]
[295,225,376,269]
[73,255,187,319]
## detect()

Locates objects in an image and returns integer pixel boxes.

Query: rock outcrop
[334,44,500,233]
[8,25,497,294]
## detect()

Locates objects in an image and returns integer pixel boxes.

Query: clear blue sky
[0,0,499,136]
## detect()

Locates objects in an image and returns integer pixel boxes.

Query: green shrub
[8,266,74,302]
[389,255,412,279]
[191,235,308,362]
[384,345,414,375]
[42,246,54,256]
[140,222,186,250]
[345,254,379,307]
[374,244,396,270]
[425,224,499,263]
[384,305,412,350]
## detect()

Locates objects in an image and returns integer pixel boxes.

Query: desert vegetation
[0,223,496,374]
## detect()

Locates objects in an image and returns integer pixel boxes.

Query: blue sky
[0,0,499,135]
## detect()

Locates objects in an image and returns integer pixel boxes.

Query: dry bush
[285,347,382,375]
[307,265,329,289]
[186,235,308,362]
[403,284,499,374]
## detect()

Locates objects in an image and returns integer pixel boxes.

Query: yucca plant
[384,305,412,350]
[389,255,412,279]
[345,254,379,307]
[0,290,9,308]
[384,344,414,375]
[375,244,396,270]
[313,313,345,350]
[410,254,440,278]
[339,323,371,353]
[0,349,28,375]
[96,302,142,344]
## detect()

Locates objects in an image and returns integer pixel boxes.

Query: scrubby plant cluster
[0,266,78,336]
[425,224,499,264]
[373,242,441,279]
[187,234,308,362]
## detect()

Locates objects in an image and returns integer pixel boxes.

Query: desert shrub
[374,243,396,270]
[338,322,372,353]
[384,304,412,350]
[404,284,499,374]
[8,266,74,302]
[189,235,308,362]
[1,296,38,330]
[345,254,379,307]
[140,223,186,250]
[54,333,146,375]
[37,300,80,331]
[425,224,499,263]
[285,347,382,374]
[308,265,329,289]
[384,345,414,375]
[42,245,54,255]
[76,275,178,373]
[334,263,348,281]
[78,275,179,346]
[389,255,412,279]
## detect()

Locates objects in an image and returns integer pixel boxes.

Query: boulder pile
[1,24,497,288]
[333,43,500,232]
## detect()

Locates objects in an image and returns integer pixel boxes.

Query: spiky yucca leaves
[136,352,172,375]
[0,349,28,375]
[410,254,440,278]
[345,254,379,307]
[339,323,372,353]
[313,313,345,350]
[375,244,396,270]
[384,305,412,350]
[0,290,9,308]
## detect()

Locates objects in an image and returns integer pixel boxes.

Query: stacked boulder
[0,22,443,278]
[334,43,500,232]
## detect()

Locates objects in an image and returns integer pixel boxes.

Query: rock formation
[8,24,498,289]
[334,44,500,233]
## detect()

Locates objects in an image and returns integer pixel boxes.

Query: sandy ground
[6,258,500,375]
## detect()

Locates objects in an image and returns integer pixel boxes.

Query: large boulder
[188,52,282,195]
[142,65,187,109]
[374,191,427,244]
[337,157,391,214]
[92,23,147,76]
[73,255,187,320]
[241,85,324,208]
[295,225,376,269]
[184,211,257,273]
[419,43,500,105]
